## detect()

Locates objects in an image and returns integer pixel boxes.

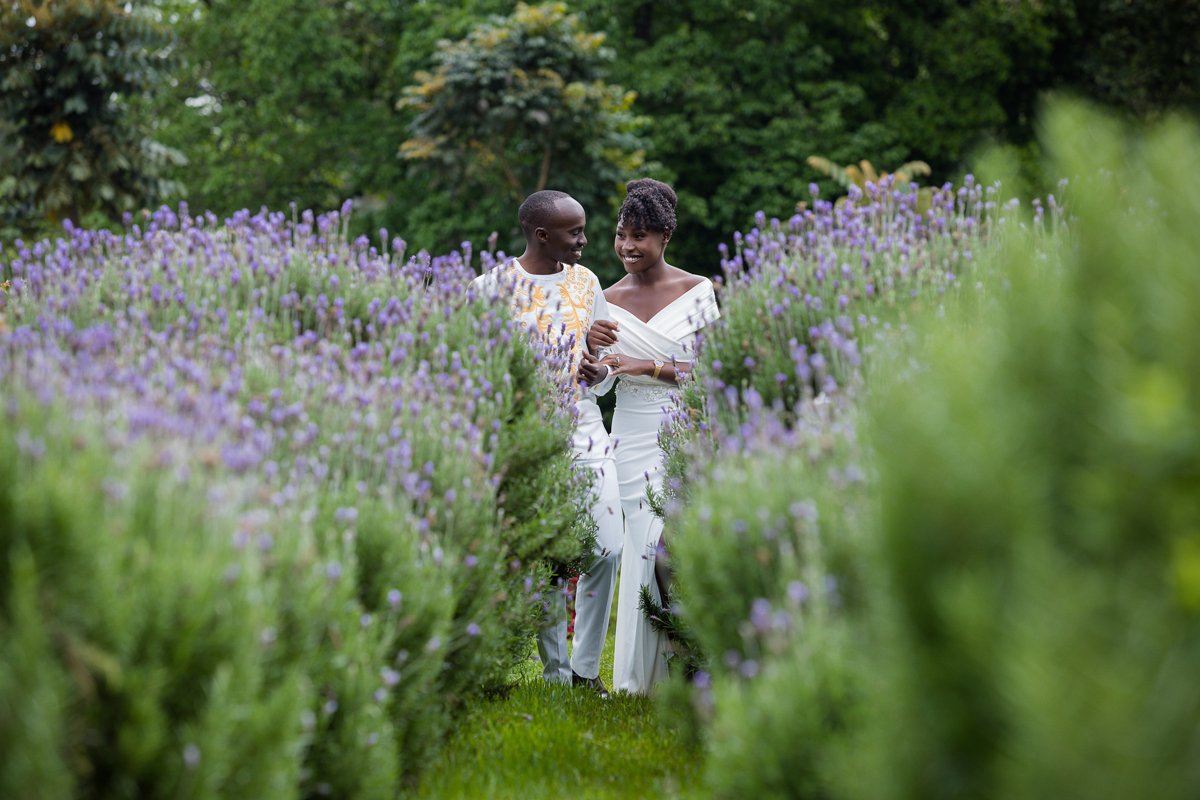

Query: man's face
[539,199,588,265]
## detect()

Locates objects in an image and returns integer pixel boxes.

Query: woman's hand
[600,353,652,377]
[588,320,620,354]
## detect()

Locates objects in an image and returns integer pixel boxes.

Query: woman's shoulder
[668,265,707,286]
[670,268,710,294]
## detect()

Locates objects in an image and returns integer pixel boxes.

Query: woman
[589,178,720,694]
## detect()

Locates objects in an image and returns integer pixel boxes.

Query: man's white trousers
[537,456,623,683]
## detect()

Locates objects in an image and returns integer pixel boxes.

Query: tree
[1050,0,1200,118]
[571,0,1071,272]
[148,0,556,261]
[572,0,906,273]
[0,0,184,227]
[147,0,417,221]
[399,2,647,221]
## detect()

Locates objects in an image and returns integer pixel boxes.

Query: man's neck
[515,251,565,276]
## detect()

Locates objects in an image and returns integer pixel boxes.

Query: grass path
[416,614,705,799]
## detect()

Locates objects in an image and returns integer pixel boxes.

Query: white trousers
[537,456,624,683]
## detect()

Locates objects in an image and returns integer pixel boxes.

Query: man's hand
[587,320,620,353]
[577,351,608,386]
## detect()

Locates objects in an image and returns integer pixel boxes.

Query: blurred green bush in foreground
[666,101,1200,800]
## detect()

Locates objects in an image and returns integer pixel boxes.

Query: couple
[470,179,719,695]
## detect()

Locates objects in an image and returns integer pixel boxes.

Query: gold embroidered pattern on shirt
[506,263,595,371]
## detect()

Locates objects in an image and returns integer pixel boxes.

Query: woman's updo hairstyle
[617,178,677,234]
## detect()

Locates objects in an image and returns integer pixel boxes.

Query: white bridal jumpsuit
[607,279,719,694]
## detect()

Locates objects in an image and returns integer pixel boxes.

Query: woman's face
[614,221,670,274]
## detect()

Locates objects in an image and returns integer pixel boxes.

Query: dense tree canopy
[574,0,1061,268]
[0,0,183,227]
[400,2,645,204]
[149,0,412,217]
[396,2,646,268]
[5,0,1196,275]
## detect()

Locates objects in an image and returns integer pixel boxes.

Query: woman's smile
[614,221,670,274]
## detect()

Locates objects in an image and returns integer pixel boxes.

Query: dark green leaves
[0,0,184,228]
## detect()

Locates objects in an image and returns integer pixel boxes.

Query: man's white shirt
[470,258,615,464]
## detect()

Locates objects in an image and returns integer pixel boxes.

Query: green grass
[416,612,706,800]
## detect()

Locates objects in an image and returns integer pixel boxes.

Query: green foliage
[576,0,893,272]
[704,619,861,800]
[638,583,707,680]
[575,0,1056,271]
[398,2,646,277]
[88,0,1198,281]
[400,2,646,203]
[664,402,872,800]
[670,408,871,664]
[0,0,184,229]
[1051,0,1200,118]
[0,208,595,794]
[148,0,412,222]
[858,100,1200,800]
[664,101,1200,800]
[0,403,314,799]
[146,0,642,276]
[0,547,71,800]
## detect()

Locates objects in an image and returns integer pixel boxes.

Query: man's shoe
[572,670,610,698]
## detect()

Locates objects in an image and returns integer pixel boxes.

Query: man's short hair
[518,190,573,234]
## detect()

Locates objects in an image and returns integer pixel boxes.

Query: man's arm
[581,274,616,395]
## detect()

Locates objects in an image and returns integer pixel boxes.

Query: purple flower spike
[787,581,809,604]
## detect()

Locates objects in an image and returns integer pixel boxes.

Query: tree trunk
[535,145,552,193]
[497,153,523,203]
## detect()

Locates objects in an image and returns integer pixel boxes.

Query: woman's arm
[599,354,689,385]
[587,319,620,356]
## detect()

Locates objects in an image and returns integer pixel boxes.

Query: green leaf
[67,158,92,181]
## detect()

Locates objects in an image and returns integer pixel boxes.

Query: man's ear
[535,226,550,243]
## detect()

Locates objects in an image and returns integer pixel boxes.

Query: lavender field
[0,202,596,797]
[3,103,1200,800]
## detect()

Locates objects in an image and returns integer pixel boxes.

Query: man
[470,190,621,696]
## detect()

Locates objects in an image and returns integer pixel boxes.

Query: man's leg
[536,582,572,684]
[570,457,623,683]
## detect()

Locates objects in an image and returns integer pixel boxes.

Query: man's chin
[562,251,583,265]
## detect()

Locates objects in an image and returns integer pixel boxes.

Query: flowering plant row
[0,203,594,797]
[660,105,1200,800]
